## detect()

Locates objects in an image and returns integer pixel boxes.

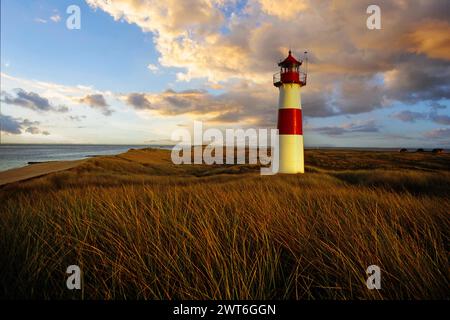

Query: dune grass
[0,148,449,299]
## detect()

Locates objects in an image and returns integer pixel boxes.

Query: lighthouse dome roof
[278,50,302,67]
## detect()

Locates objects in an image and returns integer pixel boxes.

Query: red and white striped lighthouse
[273,50,307,174]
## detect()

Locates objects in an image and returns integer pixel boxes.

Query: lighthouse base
[278,135,304,174]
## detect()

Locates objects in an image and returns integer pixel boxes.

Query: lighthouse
[273,50,307,174]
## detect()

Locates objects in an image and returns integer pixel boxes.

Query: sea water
[0,144,153,172]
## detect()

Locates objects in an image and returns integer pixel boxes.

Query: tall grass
[0,149,449,299]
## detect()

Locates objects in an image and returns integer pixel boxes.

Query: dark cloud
[391,110,427,122]
[57,105,70,113]
[25,127,40,134]
[68,115,87,121]
[124,88,262,120]
[311,126,346,136]
[21,119,40,127]
[384,57,450,104]
[430,113,450,125]
[0,114,48,135]
[126,93,152,110]
[310,120,379,136]
[1,89,51,110]
[391,109,450,125]
[78,94,113,116]
[1,89,68,113]
[334,78,384,114]
[209,110,243,123]
[348,120,380,133]
[0,114,22,134]
[302,91,337,118]
[429,102,447,110]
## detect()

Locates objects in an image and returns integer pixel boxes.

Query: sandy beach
[0,159,86,186]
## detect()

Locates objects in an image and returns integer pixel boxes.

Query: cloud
[1,72,96,100]
[57,105,70,113]
[21,119,40,127]
[258,0,309,19]
[50,14,61,22]
[78,94,113,116]
[86,0,224,51]
[429,102,447,110]
[0,114,48,135]
[430,101,447,111]
[126,93,153,110]
[87,0,450,121]
[68,115,87,122]
[123,84,278,127]
[147,64,159,73]
[391,108,450,125]
[123,81,385,128]
[25,127,41,134]
[334,77,385,114]
[383,56,450,104]
[391,110,427,122]
[430,113,450,125]
[0,114,22,134]
[310,120,380,136]
[1,88,68,113]
[124,89,229,115]
[301,89,337,117]
[310,126,346,136]
[407,20,450,61]
[424,128,450,139]
[34,18,47,24]
[1,73,115,120]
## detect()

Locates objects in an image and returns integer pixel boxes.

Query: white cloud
[147,63,159,73]
[50,14,61,22]
[257,0,309,19]
[85,0,450,96]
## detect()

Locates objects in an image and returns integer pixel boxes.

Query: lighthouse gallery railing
[273,72,307,87]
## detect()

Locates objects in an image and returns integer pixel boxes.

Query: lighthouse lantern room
[273,50,307,174]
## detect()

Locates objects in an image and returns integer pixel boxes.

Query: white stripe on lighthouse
[278,83,301,109]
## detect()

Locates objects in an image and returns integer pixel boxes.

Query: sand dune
[0,159,86,186]
[1,149,449,299]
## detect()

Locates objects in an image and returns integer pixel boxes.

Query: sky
[1,0,449,148]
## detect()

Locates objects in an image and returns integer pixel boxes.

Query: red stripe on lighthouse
[277,108,302,135]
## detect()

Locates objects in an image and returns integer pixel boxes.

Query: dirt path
[0,159,86,186]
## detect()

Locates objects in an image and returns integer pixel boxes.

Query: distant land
[0,144,448,172]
